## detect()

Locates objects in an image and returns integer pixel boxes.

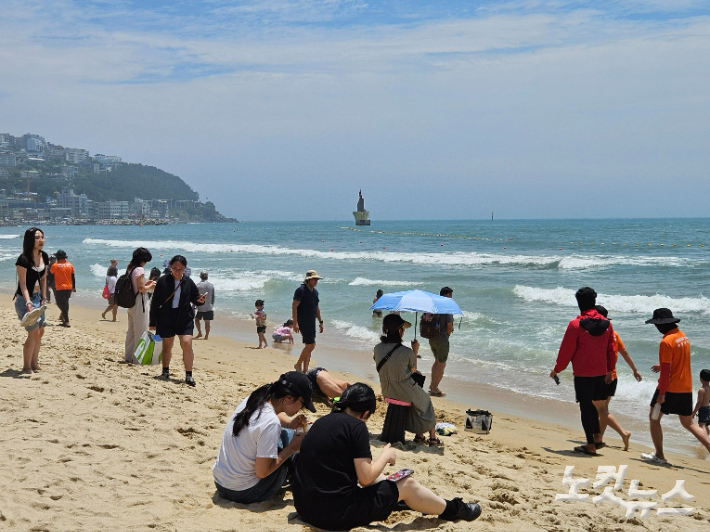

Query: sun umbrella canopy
[370,290,463,315]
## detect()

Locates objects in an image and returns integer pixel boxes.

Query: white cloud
[1,1,709,220]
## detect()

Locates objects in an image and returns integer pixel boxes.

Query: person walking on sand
[250,299,268,348]
[14,227,49,375]
[641,309,710,464]
[50,250,76,327]
[550,287,615,456]
[102,265,119,322]
[593,305,642,451]
[124,247,156,363]
[194,270,215,340]
[428,286,454,397]
[692,369,710,436]
[292,270,324,373]
[107,258,118,275]
[150,255,205,387]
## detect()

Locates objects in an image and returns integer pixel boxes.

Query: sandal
[429,390,446,397]
[428,437,444,447]
[413,435,427,444]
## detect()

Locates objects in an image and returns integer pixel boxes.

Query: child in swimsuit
[693,369,710,435]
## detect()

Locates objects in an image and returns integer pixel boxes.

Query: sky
[1,0,709,221]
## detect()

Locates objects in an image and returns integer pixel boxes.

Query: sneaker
[640,452,668,465]
[185,375,196,387]
[20,305,46,327]
[441,498,482,522]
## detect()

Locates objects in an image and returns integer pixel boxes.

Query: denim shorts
[15,292,46,332]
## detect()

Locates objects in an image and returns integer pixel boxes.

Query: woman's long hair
[232,380,297,438]
[127,247,152,270]
[21,227,43,264]
[333,383,376,416]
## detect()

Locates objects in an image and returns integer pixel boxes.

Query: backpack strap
[376,343,401,373]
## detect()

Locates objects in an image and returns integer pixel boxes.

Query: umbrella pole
[414,312,418,340]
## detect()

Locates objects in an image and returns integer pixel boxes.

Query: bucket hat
[304,270,322,282]
[645,308,680,325]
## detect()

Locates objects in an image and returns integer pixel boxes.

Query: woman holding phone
[292,383,481,530]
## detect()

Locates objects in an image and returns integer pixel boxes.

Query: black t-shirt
[293,284,319,328]
[15,251,49,297]
[293,411,371,520]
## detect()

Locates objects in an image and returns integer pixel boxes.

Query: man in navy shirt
[292,270,324,373]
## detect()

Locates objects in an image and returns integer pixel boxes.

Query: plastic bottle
[651,403,661,420]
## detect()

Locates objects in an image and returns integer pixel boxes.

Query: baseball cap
[278,371,316,412]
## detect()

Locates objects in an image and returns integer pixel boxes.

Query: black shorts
[301,327,316,345]
[306,367,326,398]
[196,311,213,321]
[257,326,266,333]
[651,389,693,417]
[300,480,399,531]
[604,378,618,398]
[574,375,608,403]
[156,310,195,338]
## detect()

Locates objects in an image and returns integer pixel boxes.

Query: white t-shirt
[212,397,281,491]
[106,275,117,294]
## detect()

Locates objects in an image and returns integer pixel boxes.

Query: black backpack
[419,313,441,339]
[115,268,137,308]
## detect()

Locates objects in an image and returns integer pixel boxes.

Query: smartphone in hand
[386,468,414,481]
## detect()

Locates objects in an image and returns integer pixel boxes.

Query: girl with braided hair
[212,371,316,503]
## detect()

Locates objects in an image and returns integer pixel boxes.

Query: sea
[1,219,709,457]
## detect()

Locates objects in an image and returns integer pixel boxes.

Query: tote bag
[134,331,162,365]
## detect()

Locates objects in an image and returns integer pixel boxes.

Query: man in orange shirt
[50,250,76,327]
[642,308,710,464]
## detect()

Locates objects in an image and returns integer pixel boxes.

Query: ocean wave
[0,253,16,262]
[331,320,381,343]
[83,238,694,270]
[0,234,19,239]
[513,285,710,314]
[349,277,419,287]
[90,263,107,277]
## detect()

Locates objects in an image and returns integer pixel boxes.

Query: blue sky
[1,0,709,220]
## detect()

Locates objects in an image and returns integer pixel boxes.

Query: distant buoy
[441,244,443,247]
[503,246,506,249]
[559,247,562,250]
[359,241,362,243]
[383,247,386,249]
[322,240,325,242]
[330,249,333,251]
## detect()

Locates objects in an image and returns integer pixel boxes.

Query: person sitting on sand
[212,371,316,504]
[641,308,710,465]
[272,320,294,344]
[305,367,350,400]
[292,383,482,530]
[592,306,642,451]
[374,314,440,446]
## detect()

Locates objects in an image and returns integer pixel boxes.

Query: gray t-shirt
[197,280,215,312]
[438,314,454,341]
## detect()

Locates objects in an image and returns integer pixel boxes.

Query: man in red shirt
[550,287,615,455]
[50,250,75,327]
[641,308,710,465]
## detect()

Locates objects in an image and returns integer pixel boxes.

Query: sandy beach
[1,298,710,532]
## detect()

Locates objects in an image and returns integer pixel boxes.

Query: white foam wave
[90,263,107,277]
[514,285,710,314]
[349,277,419,287]
[332,320,381,343]
[0,234,19,239]
[0,253,16,262]
[83,238,694,270]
